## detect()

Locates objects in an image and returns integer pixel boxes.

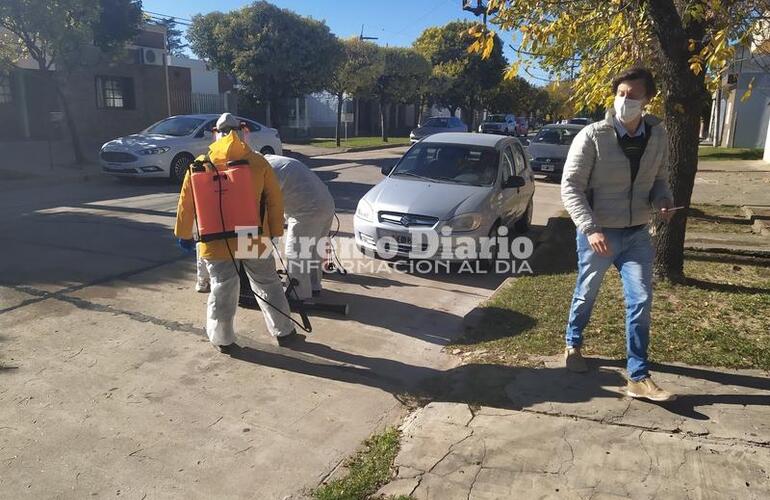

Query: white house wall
[169,56,220,95]
[732,72,770,148]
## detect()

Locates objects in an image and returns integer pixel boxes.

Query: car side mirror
[381,164,394,176]
[503,176,526,189]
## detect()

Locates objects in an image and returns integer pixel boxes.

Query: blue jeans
[565,226,654,381]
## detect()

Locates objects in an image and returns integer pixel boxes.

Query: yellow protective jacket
[174,132,285,261]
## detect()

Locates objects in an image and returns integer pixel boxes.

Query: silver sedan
[354,132,535,261]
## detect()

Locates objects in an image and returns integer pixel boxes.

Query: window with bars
[0,73,12,104]
[95,76,135,109]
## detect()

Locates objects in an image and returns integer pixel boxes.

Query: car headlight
[446,213,482,233]
[139,146,171,155]
[356,199,374,222]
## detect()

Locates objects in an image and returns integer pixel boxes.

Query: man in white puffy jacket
[560,67,677,402]
[265,155,336,301]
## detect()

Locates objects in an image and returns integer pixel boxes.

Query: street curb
[459,216,571,335]
[341,143,411,154]
[683,245,770,258]
[285,142,409,158]
[0,168,103,191]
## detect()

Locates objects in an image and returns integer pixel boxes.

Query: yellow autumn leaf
[741,77,755,102]
[482,35,495,59]
[504,61,520,80]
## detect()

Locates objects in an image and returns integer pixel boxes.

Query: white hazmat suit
[266,155,335,301]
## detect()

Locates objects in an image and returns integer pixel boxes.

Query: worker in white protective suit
[175,113,298,352]
[265,155,336,301]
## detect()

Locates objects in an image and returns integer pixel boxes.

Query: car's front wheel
[170,153,194,184]
[260,146,275,155]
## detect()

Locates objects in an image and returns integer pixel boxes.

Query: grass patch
[698,147,763,161]
[298,136,410,149]
[314,427,407,500]
[457,258,770,370]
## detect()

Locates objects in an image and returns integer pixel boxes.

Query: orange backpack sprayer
[190,157,260,242]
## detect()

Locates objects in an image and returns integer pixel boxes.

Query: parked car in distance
[527,124,584,181]
[99,114,282,183]
[514,117,529,137]
[479,114,516,135]
[567,117,592,126]
[410,116,467,143]
[354,132,535,262]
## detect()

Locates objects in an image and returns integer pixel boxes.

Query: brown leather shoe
[627,377,676,402]
[565,347,588,373]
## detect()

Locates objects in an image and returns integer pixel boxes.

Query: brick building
[0,24,234,164]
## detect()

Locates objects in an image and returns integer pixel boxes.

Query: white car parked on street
[99,114,282,183]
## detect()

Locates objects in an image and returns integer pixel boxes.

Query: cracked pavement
[378,358,770,499]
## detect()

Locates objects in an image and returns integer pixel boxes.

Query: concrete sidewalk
[692,160,770,206]
[378,357,770,499]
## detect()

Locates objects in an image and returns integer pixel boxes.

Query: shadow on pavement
[228,338,770,420]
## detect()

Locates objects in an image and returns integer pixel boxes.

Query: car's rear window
[391,143,499,186]
[533,127,579,146]
[486,115,506,122]
[422,117,450,128]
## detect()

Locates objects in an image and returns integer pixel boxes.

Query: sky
[141,0,551,84]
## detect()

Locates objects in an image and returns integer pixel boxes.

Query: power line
[143,10,194,23]
[389,0,448,38]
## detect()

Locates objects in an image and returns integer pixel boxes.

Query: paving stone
[382,387,770,500]
[374,477,419,498]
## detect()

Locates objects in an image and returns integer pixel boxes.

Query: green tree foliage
[0,0,143,162]
[483,76,534,115]
[327,38,382,146]
[372,47,431,141]
[414,20,506,125]
[188,1,343,127]
[474,0,770,281]
[153,17,188,56]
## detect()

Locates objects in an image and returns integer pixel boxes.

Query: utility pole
[359,25,378,41]
[461,0,498,25]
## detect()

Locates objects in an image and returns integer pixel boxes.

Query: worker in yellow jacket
[174,113,297,352]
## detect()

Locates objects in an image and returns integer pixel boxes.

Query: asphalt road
[0,147,563,498]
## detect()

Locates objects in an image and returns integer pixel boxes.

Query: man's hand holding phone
[658,200,684,223]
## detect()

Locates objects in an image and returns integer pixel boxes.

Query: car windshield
[391,143,499,187]
[486,115,506,122]
[568,118,588,125]
[422,117,450,128]
[533,127,579,146]
[145,117,206,136]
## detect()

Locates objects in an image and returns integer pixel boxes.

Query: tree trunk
[49,72,85,164]
[269,98,281,130]
[448,105,458,117]
[647,0,707,282]
[335,92,343,147]
[380,101,389,142]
